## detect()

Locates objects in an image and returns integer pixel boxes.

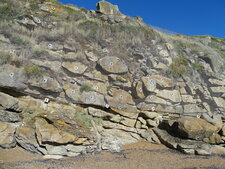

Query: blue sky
[58,0,225,38]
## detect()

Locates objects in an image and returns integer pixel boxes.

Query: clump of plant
[23,64,43,78]
[22,105,45,123]
[0,1,21,20]
[0,51,22,67]
[192,62,204,72]
[75,112,102,127]
[32,49,49,58]
[0,51,12,64]
[80,83,93,93]
[168,57,189,77]
[10,36,29,46]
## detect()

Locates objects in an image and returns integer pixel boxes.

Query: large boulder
[177,117,220,142]
[96,1,121,15]
[0,110,21,122]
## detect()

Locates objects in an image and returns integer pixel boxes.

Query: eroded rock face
[0,92,23,112]
[0,122,16,148]
[0,65,26,90]
[0,0,225,157]
[35,118,78,144]
[98,56,128,74]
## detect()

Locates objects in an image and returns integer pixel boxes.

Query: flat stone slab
[98,56,128,74]
[62,62,87,75]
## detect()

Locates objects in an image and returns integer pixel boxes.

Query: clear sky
[58,0,225,38]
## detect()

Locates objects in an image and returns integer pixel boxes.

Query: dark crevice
[0,87,26,97]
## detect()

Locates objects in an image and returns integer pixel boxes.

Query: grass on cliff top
[77,20,161,46]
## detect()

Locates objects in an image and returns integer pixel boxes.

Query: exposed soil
[0,141,225,169]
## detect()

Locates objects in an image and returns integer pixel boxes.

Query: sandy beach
[1,141,225,169]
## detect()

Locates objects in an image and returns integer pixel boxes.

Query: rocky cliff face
[0,0,225,156]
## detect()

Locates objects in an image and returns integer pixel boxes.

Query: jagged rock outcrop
[0,0,225,156]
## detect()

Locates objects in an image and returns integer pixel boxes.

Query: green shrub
[75,112,102,127]
[168,57,189,77]
[0,1,21,20]
[23,65,42,78]
[30,2,39,10]
[0,51,12,64]
[10,36,29,46]
[80,83,93,93]
[0,51,22,67]
[33,49,49,58]
[192,62,204,71]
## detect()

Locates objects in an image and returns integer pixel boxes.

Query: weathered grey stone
[0,110,21,122]
[213,97,225,108]
[210,86,225,93]
[181,95,196,103]
[146,119,158,127]
[0,65,26,90]
[141,76,157,93]
[85,51,98,62]
[0,122,16,148]
[29,76,62,93]
[137,102,156,111]
[156,90,181,103]
[141,111,160,119]
[16,126,40,154]
[139,129,160,143]
[31,59,61,72]
[101,136,122,153]
[0,92,22,112]
[88,107,112,118]
[98,56,128,74]
[208,78,225,86]
[96,1,121,15]
[183,104,207,114]
[79,91,106,107]
[145,95,169,105]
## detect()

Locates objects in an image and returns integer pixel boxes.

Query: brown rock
[150,75,173,88]
[35,118,78,144]
[62,62,87,75]
[178,117,218,141]
[98,56,128,74]
[135,81,145,99]
[108,88,135,105]
[141,76,156,93]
